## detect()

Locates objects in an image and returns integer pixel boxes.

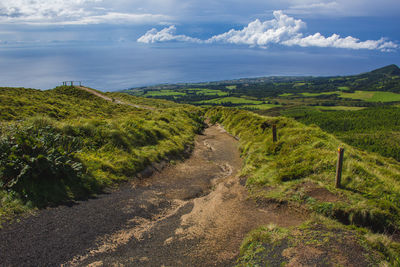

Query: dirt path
[0,125,304,266]
[77,86,154,110]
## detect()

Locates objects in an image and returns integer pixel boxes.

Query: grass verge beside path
[206,107,400,265]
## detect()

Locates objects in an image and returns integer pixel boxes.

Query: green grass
[293,82,306,87]
[282,106,400,161]
[207,107,400,262]
[143,90,186,97]
[338,91,400,102]
[0,86,204,224]
[186,88,228,96]
[237,217,396,266]
[226,85,237,90]
[298,90,400,102]
[300,92,337,97]
[279,93,293,97]
[314,106,366,111]
[106,91,185,108]
[0,86,133,121]
[242,104,281,110]
[142,88,229,98]
[338,86,350,91]
[198,97,263,105]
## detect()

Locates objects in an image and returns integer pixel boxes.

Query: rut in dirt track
[0,125,304,267]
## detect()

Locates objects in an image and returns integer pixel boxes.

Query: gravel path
[0,125,304,267]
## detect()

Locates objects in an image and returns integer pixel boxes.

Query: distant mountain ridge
[369,64,400,76]
[123,64,400,99]
[124,64,400,93]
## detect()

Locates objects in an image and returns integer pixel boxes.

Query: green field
[298,90,400,102]
[144,90,186,97]
[279,93,293,97]
[300,92,337,97]
[314,106,366,111]
[186,88,228,96]
[241,104,281,110]
[293,82,306,87]
[142,88,229,98]
[338,91,400,102]
[198,96,263,104]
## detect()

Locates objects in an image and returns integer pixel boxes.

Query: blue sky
[0,0,399,91]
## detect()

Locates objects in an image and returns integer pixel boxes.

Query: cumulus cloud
[0,0,170,25]
[206,11,305,48]
[137,25,201,43]
[283,34,398,52]
[137,10,398,52]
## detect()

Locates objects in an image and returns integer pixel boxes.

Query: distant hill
[124,64,400,92]
[122,65,400,102]
[369,64,400,76]
[347,64,400,92]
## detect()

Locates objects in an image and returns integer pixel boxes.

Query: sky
[0,0,399,91]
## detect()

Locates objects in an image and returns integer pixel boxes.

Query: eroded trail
[0,125,304,267]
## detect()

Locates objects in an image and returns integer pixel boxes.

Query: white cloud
[138,25,201,43]
[137,10,398,52]
[61,12,171,25]
[283,34,398,52]
[0,0,170,25]
[206,11,305,47]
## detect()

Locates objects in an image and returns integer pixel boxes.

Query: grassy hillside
[206,107,400,265]
[282,106,400,161]
[0,86,204,223]
[0,86,133,121]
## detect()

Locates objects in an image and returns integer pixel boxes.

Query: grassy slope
[206,107,400,265]
[105,91,189,109]
[0,87,134,121]
[0,86,204,223]
[282,106,400,161]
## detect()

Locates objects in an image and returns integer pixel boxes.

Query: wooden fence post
[272,124,277,142]
[336,147,344,188]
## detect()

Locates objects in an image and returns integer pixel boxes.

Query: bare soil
[302,182,342,203]
[0,125,304,266]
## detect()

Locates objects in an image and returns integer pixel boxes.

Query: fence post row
[62,81,82,86]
